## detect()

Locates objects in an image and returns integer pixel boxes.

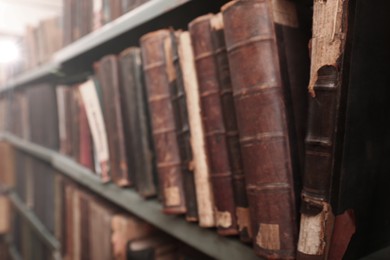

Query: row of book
[2,0,390,259]
[63,0,150,45]
[0,142,213,260]
[1,0,313,258]
[0,0,152,86]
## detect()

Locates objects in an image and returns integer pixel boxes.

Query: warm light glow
[0,39,20,63]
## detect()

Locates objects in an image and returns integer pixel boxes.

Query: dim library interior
[0,0,389,259]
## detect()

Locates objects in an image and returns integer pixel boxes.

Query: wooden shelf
[1,133,259,260]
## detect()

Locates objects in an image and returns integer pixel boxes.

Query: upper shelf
[54,0,190,63]
[0,0,228,91]
[0,133,259,260]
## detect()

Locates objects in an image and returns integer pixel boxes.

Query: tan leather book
[177,31,216,228]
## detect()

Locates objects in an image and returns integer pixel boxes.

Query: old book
[118,48,157,197]
[140,30,186,214]
[57,86,71,155]
[79,79,110,182]
[95,56,131,186]
[27,84,59,150]
[298,1,390,259]
[189,14,238,236]
[70,86,81,162]
[222,0,310,257]
[89,196,116,260]
[79,91,95,171]
[0,142,15,189]
[0,196,10,234]
[110,0,123,20]
[54,174,66,256]
[166,30,198,222]
[111,213,155,260]
[63,0,74,45]
[211,13,251,241]
[102,0,112,24]
[126,235,179,260]
[177,31,216,228]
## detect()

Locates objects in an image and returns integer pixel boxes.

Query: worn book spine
[79,94,95,171]
[57,86,69,154]
[177,32,216,228]
[92,0,104,30]
[222,0,307,257]
[297,0,350,259]
[167,30,199,222]
[189,14,238,236]
[71,86,81,162]
[118,48,157,197]
[211,13,252,242]
[95,56,131,187]
[79,79,111,182]
[110,0,123,20]
[140,29,186,214]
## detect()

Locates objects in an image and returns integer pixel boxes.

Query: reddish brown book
[189,14,238,236]
[79,79,110,182]
[95,56,131,187]
[211,14,251,241]
[222,0,310,258]
[79,94,95,171]
[140,29,186,214]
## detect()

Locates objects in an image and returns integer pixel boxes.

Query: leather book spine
[119,48,157,197]
[71,86,81,162]
[177,31,216,228]
[168,30,199,222]
[79,79,111,182]
[222,1,304,257]
[63,0,73,45]
[79,94,95,171]
[189,14,238,236]
[297,0,350,259]
[95,56,131,187]
[211,13,252,242]
[111,0,123,20]
[140,29,186,214]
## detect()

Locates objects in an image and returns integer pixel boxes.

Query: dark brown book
[0,142,15,190]
[63,0,74,45]
[111,213,155,260]
[110,0,123,20]
[140,29,186,214]
[118,47,157,197]
[70,86,81,162]
[167,30,198,222]
[95,55,131,187]
[222,0,310,258]
[189,14,238,236]
[298,1,390,259]
[27,84,59,151]
[177,31,216,228]
[89,196,115,260]
[211,13,251,241]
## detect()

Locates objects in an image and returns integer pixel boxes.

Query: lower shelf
[1,133,258,260]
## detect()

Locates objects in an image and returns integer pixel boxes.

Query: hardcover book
[222,0,310,257]
[140,29,186,214]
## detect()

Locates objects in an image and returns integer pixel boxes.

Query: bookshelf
[0,133,259,260]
